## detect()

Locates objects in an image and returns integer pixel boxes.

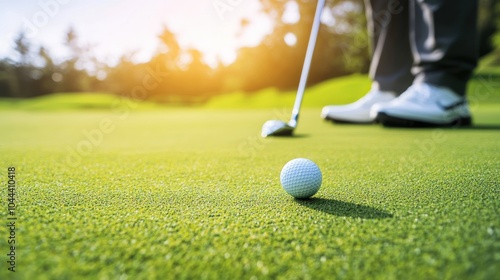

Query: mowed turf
[0,76,499,279]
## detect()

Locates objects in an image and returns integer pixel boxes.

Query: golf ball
[280,158,322,199]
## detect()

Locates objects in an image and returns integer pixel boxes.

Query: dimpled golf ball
[280,158,322,199]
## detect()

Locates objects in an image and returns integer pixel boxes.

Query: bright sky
[0,0,278,67]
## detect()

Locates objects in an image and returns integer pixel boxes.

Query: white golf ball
[280,158,322,199]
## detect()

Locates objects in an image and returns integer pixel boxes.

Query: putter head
[261,120,295,137]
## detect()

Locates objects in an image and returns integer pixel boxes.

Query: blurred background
[1,0,499,105]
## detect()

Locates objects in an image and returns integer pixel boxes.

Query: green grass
[0,75,499,279]
[2,73,499,110]
[0,92,165,111]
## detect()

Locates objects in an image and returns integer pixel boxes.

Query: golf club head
[261,120,295,137]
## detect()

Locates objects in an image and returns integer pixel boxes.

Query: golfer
[322,0,478,127]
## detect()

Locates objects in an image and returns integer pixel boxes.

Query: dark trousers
[365,0,478,96]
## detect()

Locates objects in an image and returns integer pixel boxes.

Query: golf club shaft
[290,0,325,127]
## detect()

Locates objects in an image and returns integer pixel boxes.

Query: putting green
[0,102,498,279]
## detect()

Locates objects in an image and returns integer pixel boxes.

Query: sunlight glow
[166,1,273,67]
[284,32,297,46]
[0,0,275,68]
[282,1,300,24]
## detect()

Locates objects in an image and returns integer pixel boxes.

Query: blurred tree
[486,0,500,65]
[158,27,181,62]
[14,32,31,66]
[12,32,36,97]
[1,0,499,100]
[145,27,221,103]
[478,0,499,57]
[222,0,368,92]
[36,46,57,95]
[60,27,92,92]
[0,59,19,97]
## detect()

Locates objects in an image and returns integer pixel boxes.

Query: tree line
[0,0,498,104]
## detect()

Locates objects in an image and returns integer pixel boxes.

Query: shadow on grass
[461,124,500,130]
[295,198,393,219]
[270,134,310,138]
[291,134,310,138]
[382,124,500,130]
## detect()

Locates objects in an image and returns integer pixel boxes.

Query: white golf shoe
[321,87,396,123]
[371,83,472,127]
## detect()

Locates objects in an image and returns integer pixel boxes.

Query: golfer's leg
[321,0,412,123]
[410,0,479,96]
[366,0,414,94]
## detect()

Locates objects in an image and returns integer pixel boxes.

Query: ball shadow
[270,134,310,138]
[295,198,393,219]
